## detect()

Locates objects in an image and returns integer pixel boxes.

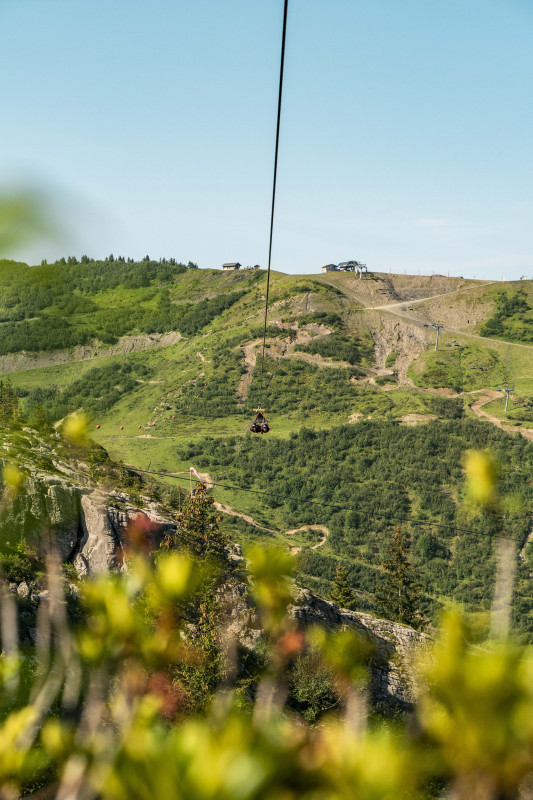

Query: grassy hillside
[2,259,533,636]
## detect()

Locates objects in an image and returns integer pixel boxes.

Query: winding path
[284,525,329,550]
[237,329,352,404]
[213,501,329,549]
[363,289,533,353]
[365,280,497,313]
[468,391,533,442]
[197,472,330,549]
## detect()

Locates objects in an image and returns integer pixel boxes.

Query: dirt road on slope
[214,502,330,550]
[284,525,329,550]
[237,326,348,404]
[468,391,533,441]
[363,286,533,353]
[366,281,496,313]
[212,501,278,534]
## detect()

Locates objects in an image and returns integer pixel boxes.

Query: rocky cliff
[0,426,176,574]
[290,589,429,710]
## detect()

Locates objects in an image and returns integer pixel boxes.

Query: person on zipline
[250,410,270,434]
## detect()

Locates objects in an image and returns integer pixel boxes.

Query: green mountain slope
[1,258,533,635]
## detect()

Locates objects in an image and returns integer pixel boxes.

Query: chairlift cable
[259,0,289,407]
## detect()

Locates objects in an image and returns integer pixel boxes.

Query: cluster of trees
[180,419,533,637]
[289,311,344,330]
[0,257,200,325]
[480,289,533,342]
[0,288,244,354]
[295,333,374,367]
[427,395,464,419]
[0,381,20,423]
[21,362,152,421]
[42,254,198,269]
[174,350,244,418]
[246,356,392,416]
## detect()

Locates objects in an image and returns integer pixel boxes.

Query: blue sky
[1,0,532,278]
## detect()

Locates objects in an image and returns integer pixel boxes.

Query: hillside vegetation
[1,258,533,638]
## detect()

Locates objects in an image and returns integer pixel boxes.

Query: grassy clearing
[410,333,519,391]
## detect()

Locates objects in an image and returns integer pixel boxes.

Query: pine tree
[162,484,231,710]
[330,561,356,610]
[181,484,228,560]
[378,528,422,628]
[163,483,228,561]
[0,381,21,424]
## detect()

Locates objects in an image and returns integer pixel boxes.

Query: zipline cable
[127,465,523,543]
[260,0,289,405]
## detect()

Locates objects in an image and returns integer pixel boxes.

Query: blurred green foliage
[1,524,532,799]
[0,192,48,255]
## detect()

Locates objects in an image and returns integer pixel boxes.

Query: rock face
[74,494,176,575]
[1,473,81,562]
[0,450,426,710]
[74,494,120,575]
[290,589,430,710]
[0,469,176,575]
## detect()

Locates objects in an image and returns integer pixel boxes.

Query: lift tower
[502,387,514,412]
[431,323,444,351]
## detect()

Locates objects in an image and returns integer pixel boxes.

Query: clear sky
[1,0,532,278]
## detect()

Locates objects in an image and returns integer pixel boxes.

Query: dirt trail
[319,276,532,358]
[284,525,329,550]
[317,277,514,382]
[366,281,496,313]
[197,471,329,548]
[366,294,533,353]
[197,351,210,363]
[468,391,533,442]
[214,502,330,550]
[289,351,352,370]
[237,325,345,404]
[212,501,278,534]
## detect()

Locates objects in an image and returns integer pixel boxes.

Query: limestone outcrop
[74,494,175,575]
[1,472,81,562]
[290,589,430,709]
[0,468,176,575]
